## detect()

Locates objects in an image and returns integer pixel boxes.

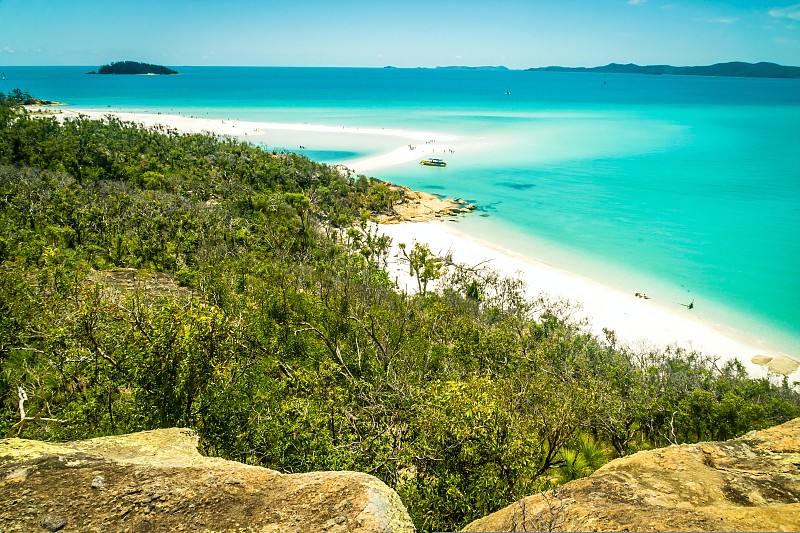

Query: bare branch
[8,386,68,437]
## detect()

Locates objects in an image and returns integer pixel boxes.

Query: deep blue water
[7,65,799,108]
[4,66,800,354]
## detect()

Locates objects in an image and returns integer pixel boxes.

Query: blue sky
[1,0,798,67]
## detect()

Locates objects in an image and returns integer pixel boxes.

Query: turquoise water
[5,66,800,353]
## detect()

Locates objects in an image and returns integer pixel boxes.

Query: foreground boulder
[0,428,414,532]
[464,418,800,532]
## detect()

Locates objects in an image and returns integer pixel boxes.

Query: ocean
[4,66,800,355]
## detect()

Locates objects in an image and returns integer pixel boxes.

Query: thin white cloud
[769,3,800,20]
[628,0,646,5]
[2,46,14,54]
[708,17,738,24]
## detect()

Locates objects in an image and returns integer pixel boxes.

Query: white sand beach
[53,108,798,380]
[377,220,799,381]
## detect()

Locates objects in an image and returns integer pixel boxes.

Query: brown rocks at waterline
[376,185,476,223]
[752,354,800,376]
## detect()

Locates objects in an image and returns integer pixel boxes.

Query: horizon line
[3,60,800,69]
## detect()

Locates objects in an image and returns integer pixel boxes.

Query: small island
[87,61,178,75]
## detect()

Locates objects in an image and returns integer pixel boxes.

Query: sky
[1,0,799,68]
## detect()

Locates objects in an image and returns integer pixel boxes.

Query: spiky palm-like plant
[555,436,608,483]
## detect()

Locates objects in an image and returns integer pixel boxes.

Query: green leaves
[398,241,442,294]
[554,436,609,483]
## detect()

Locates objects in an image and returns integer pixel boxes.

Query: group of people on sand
[407,144,455,155]
[636,292,695,310]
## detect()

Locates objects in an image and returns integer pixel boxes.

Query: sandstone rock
[374,184,471,224]
[463,418,800,532]
[0,428,414,532]
[40,514,67,531]
[751,354,773,366]
[751,354,800,377]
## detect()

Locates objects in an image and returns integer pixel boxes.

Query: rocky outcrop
[0,428,415,532]
[375,186,476,223]
[751,354,800,377]
[464,418,800,532]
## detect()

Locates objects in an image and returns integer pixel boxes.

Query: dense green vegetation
[1,98,798,532]
[88,61,179,75]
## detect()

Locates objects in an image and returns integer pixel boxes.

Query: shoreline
[43,107,798,379]
[377,220,799,380]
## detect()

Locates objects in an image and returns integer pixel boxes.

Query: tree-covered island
[87,61,179,75]
[1,95,798,533]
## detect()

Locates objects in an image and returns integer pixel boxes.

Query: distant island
[527,61,800,79]
[435,65,509,71]
[87,61,178,75]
